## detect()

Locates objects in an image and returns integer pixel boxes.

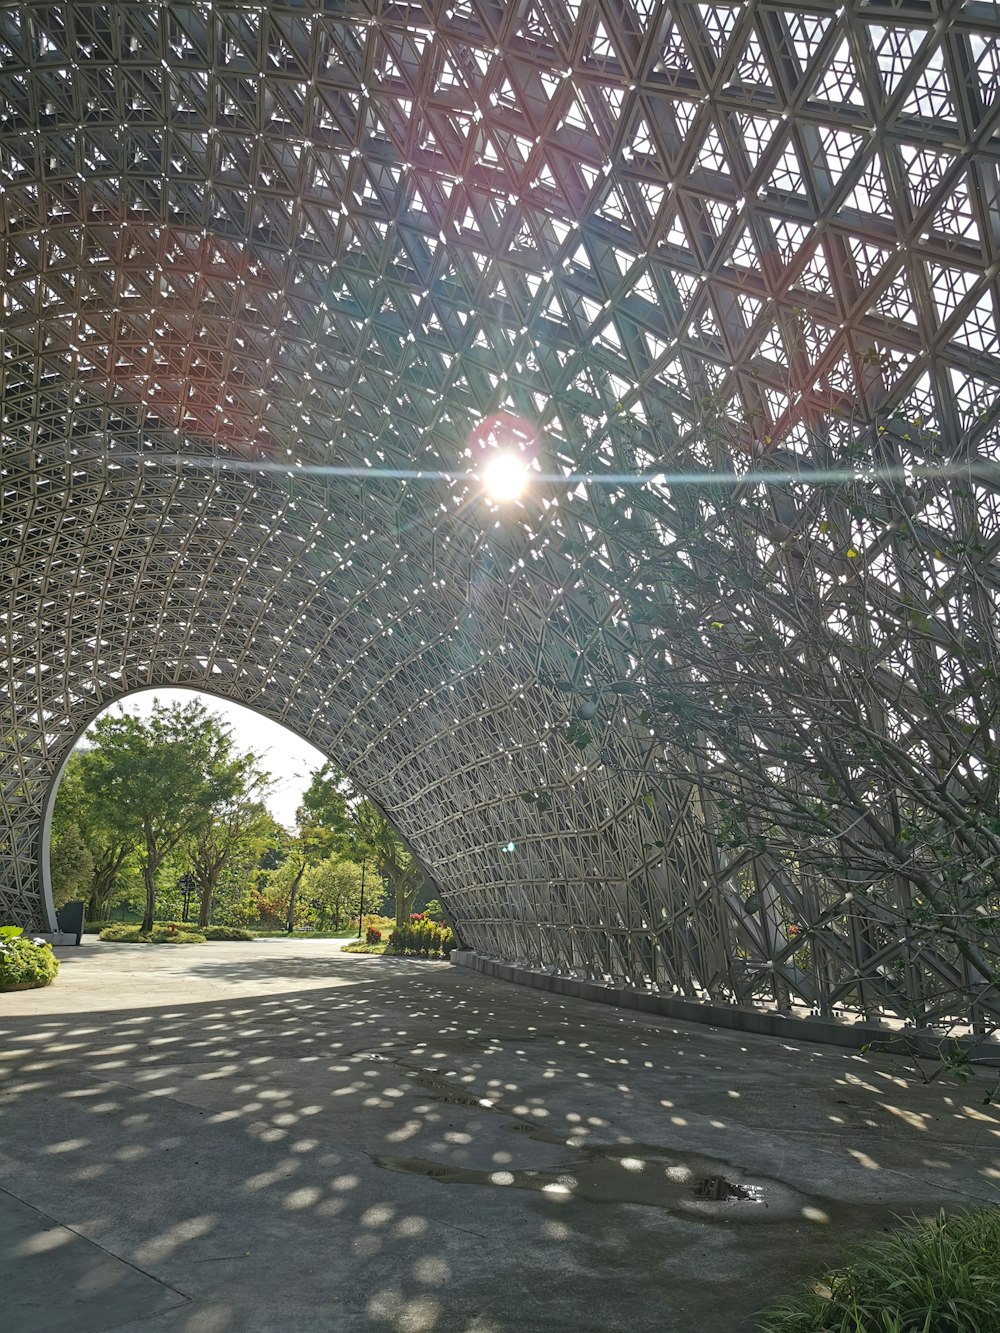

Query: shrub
[202,925,254,941]
[756,1208,1000,1332]
[99,924,143,942]
[99,924,206,944]
[0,927,59,990]
[149,925,206,943]
[366,926,382,944]
[388,920,456,958]
[361,914,396,934]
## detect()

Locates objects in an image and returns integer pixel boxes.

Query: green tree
[187,760,273,927]
[257,841,308,930]
[84,700,248,934]
[207,809,287,926]
[302,856,382,931]
[87,843,138,922]
[254,812,289,872]
[297,763,434,925]
[296,762,355,861]
[51,749,134,921]
[48,822,94,910]
[352,800,427,925]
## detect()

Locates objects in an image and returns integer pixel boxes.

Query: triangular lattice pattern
[3,2,999,1028]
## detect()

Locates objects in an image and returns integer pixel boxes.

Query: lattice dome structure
[3,1,1000,1031]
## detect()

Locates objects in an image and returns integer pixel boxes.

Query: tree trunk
[140,867,156,934]
[394,880,416,926]
[87,882,104,922]
[140,836,158,934]
[89,869,115,922]
[198,886,214,929]
[197,867,219,929]
[88,845,129,921]
[286,862,305,934]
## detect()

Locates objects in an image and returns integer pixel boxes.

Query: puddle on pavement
[692,1175,759,1202]
[407,1069,497,1109]
[372,1140,812,1223]
[359,1054,919,1232]
[341,1053,502,1109]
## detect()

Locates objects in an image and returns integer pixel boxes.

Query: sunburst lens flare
[481,450,528,502]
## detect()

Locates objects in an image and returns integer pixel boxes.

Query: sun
[481,449,528,502]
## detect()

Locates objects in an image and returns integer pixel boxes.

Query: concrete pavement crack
[0,1182,192,1326]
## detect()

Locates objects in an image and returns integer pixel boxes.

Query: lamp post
[357,860,366,937]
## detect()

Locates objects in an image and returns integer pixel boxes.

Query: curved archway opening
[44,687,328,934]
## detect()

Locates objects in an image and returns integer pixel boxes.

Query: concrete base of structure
[34,932,77,947]
[451,950,995,1060]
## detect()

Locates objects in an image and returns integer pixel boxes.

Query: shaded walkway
[2,941,997,1332]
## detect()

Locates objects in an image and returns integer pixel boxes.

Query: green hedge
[99,923,206,944]
[99,920,254,943]
[0,927,59,990]
[98,924,143,941]
[149,925,206,943]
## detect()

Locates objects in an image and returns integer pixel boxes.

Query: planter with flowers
[0,926,59,992]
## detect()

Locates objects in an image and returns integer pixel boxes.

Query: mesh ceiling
[3,1,1000,1028]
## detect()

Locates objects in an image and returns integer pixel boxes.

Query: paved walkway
[2,940,997,1332]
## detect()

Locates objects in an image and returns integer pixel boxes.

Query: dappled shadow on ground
[1,947,998,1332]
[185,950,444,985]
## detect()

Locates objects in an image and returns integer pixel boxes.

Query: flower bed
[0,927,59,991]
[343,919,457,958]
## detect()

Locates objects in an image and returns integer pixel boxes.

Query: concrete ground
[1,942,997,1333]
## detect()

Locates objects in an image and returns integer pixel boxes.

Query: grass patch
[248,929,357,940]
[757,1207,1000,1332]
[341,939,388,955]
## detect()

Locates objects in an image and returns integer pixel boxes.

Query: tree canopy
[297,763,433,923]
[52,704,424,936]
[57,699,272,931]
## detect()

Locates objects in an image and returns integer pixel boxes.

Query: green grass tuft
[757,1208,1000,1333]
[341,939,388,954]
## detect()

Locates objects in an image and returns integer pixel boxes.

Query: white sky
[88,688,327,830]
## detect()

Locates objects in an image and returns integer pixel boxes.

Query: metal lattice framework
[3,1,1000,1029]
